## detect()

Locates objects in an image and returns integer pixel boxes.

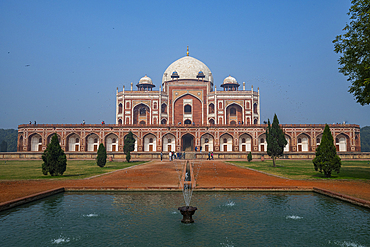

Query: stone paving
[1,160,370,208]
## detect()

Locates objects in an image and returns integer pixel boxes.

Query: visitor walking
[160,152,163,161]
[211,152,214,160]
[208,152,211,160]
[169,151,172,161]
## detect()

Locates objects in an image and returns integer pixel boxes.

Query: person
[195,146,197,152]
[183,151,185,159]
[160,152,163,161]
[102,121,105,125]
[29,121,32,124]
[83,120,85,125]
[200,146,202,152]
[169,151,172,161]
[34,121,36,125]
[211,152,214,160]
[208,152,211,160]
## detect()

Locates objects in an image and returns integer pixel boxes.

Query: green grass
[229,160,370,180]
[0,160,146,180]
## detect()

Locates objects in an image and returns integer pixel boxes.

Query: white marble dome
[138,75,153,84]
[222,75,238,85]
[162,56,213,84]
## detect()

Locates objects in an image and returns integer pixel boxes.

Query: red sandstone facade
[17,54,361,155]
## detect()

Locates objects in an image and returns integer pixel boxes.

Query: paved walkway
[1,160,370,205]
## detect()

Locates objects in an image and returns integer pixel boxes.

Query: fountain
[178,161,197,223]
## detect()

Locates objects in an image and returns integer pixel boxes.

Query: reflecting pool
[0,192,369,246]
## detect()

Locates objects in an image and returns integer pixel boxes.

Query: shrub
[247,152,252,162]
[97,143,107,167]
[42,134,67,176]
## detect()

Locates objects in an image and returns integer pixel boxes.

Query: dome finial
[187,46,189,56]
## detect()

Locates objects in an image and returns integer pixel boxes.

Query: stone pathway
[1,160,370,207]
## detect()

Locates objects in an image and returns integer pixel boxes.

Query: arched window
[149,138,153,143]
[118,119,123,125]
[298,138,302,143]
[316,138,320,144]
[168,139,171,143]
[260,138,264,143]
[140,120,146,125]
[223,138,227,143]
[254,119,258,124]
[184,119,191,124]
[184,105,191,113]
[118,103,123,114]
[336,138,339,143]
[230,108,236,116]
[140,108,146,116]
[209,119,215,125]
[246,102,250,109]
[94,138,98,143]
[209,104,214,114]
[39,138,42,143]
[242,138,246,143]
[161,119,167,124]
[161,104,167,114]
[219,102,222,109]
[230,121,236,125]
[253,103,258,114]
[126,102,130,109]
[205,138,209,143]
[153,102,157,110]
[76,138,79,143]
[112,138,116,143]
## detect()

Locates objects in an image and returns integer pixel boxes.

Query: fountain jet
[178,161,197,223]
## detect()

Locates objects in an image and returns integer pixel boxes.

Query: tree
[360,126,370,151]
[333,0,370,105]
[247,152,252,162]
[124,131,135,162]
[0,129,18,152]
[266,114,287,167]
[97,143,107,167]
[0,140,7,152]
[42,134,67,176]
[313,124,342,178]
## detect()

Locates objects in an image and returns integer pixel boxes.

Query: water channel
[0,192,369,246]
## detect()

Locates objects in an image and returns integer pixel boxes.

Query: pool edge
[1,186,370,212]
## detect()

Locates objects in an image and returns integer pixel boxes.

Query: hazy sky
[1,0,369,129]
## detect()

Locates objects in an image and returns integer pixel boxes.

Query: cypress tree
[247,152,252,162]
[97,143,107,167]
[42,134,67,176]
[124,131,135,162]
[313,124,341,177]
[266,114,287,167]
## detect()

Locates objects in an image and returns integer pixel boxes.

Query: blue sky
[0,0,369,129]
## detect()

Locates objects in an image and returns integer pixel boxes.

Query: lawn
[229,160,370,180]
[0,160,146,180]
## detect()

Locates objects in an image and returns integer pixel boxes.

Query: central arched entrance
[182,133,194,151]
